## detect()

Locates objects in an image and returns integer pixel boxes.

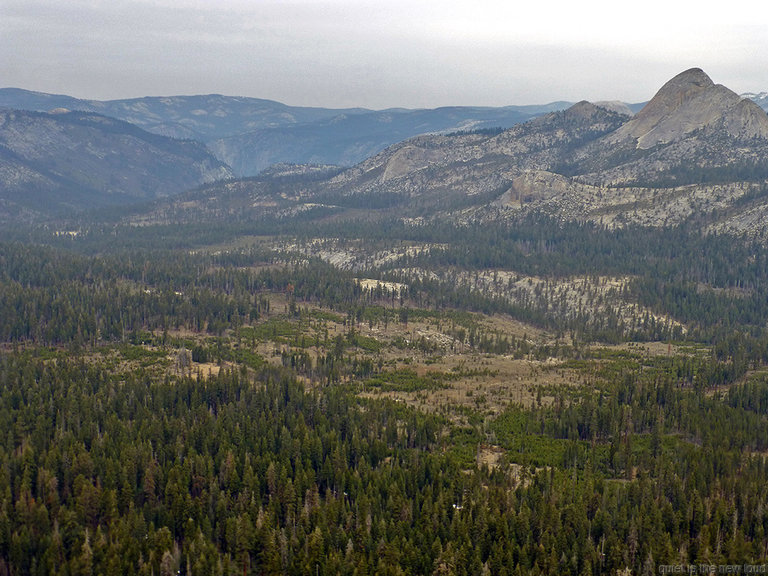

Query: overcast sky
[3,0,767,109]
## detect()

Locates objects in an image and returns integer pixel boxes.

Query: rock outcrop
[608,68,768,148]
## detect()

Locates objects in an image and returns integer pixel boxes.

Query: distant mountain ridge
[0,88,365,140]
[5,70,768,229]
[207,104,572,175]
[133,68,768,240]
[0,88,572,175]
[2,86,765,178]
[0,109,231,221]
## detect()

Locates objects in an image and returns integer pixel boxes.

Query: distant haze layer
[2,0,767,108]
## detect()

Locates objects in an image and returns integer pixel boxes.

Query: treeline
[368,217,768,340]
[0,243,534,346]
[24,212,768,344]
[9,216,768,347]
[7,213,768,351]
[0,244,323,344]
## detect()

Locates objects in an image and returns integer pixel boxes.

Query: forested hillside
[1,207,768,574]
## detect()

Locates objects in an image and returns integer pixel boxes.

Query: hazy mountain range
[0,88,575,176]
[0,109,230,220]
[126,68,768,239]
[2,69,768,234]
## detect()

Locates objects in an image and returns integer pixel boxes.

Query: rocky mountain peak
[634,68,715,121]
[607,68,768,149]
[663,67,714,90]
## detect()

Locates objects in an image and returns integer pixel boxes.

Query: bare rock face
[609,68,768,148]
[723,98,768,140]
[381,146,445,182]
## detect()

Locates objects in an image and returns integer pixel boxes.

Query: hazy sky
[3,0,767,109]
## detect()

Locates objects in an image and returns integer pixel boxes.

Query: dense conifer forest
[1,215,768,575]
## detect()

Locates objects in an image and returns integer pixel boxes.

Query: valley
[1,68,768,574]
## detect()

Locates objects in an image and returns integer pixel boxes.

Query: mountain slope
[208,103,571,175]
[563,68,768,188]
[126,101,630,224]
[0,88,570,176]
[301,100,631,212]
[0,109,232,220]
[606,68,768,148]
[124,69,768,240]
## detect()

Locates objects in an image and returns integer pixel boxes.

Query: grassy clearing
[50,287,716,483]
[363,369,454,393]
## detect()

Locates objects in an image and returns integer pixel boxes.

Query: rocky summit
[608,67,768,148]
[318,68,768,237]
[137,68,768,240]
